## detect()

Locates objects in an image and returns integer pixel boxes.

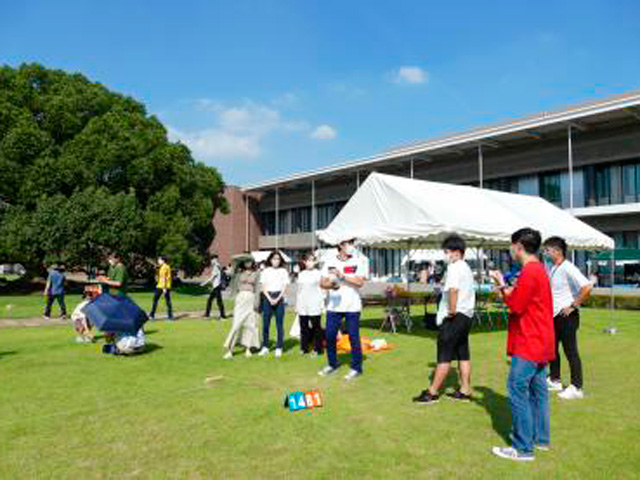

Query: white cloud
[392,66,428,85]
[310,124,337,140]
[169,100,305,160]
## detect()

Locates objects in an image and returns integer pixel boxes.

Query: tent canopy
[251,250,292,264]
[317,173,614,251]
[401,249,487,265]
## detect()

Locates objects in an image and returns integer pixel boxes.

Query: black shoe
[412,390,440,404]
[446,390,473,402]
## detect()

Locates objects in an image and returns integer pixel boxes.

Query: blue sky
[2,0,640,186]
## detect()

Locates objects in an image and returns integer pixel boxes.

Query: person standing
[98,253,128,296]
[296,253,325,356]
[43,264,67,320]
[149,256,174,321]
[202,254,227,320]
[223,260,261,359]
[319,239,370,381]
[543,236,592,400]
[490,228,555,462]
[412,234,476,404]
[258,251,290,358]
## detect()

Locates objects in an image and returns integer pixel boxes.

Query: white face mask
[345,244,357,256]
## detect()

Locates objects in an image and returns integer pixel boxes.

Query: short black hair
[511,228,541,254]
[543,236,567,257]
[441,234,466,254]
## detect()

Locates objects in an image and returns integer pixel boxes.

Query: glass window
[261,211,275,236]
[595,166,610,205]
[292,206,311,233]
[518,175,539,196]
[610,165,622,205]
[623,163,637,203]
[277,210,290,235]
[539,173,561,205]
[622,231,638,249]
[317,204,334,229]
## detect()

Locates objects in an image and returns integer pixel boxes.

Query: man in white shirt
[413,234,476,404]
[543,236,592,400]
[319,239,370,381]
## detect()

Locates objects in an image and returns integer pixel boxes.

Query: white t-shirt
[436,260,476,325]
[548,260,591,316]
[260,267,290,292]
[321,253,370,313]
[296,269,324,316]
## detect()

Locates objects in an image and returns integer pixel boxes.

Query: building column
[410,157,415,179]
[478,144,484,189]
[244,194,249,252]
[311,179,316,251]
[275,187,280,250]
[568,124,574,212]
[356,170,361,189]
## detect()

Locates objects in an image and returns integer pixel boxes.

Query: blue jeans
[262,293,285,349]
[326,311,362,373]
[508,356,550,454]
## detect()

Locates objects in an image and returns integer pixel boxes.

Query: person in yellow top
[149,256,174,321]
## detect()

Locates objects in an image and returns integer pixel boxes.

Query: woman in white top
[258,251,290,358]
[296,253,325,356]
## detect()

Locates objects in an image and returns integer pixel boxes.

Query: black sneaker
[446,390,473,402]
[412,390,440,404]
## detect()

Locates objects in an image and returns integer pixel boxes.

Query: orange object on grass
[336,334,391,353]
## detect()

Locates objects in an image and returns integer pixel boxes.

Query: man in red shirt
[490,228,555,462]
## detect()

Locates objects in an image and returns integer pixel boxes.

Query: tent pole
[609,249,616,333]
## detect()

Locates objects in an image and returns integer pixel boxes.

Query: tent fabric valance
[317,173,614,251]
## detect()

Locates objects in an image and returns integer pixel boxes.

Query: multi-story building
[215,90,640,281]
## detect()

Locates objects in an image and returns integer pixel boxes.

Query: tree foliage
[0,63,228,277]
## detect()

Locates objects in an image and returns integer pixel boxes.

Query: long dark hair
[266,250,286,269]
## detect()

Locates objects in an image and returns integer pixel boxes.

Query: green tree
[0,63,228,278]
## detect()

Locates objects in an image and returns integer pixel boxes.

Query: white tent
[401,249,487,265]
[317,173,614,250]
[251,250,292,264]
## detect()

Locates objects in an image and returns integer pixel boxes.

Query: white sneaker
[275,348,282,358]
[547,377,563,391]
[491,446,534,461]
[344,369,362,381]
[558,384,584,400]
[318,366,338,376]
[75,336,85,344]
[245,349,253,358]
[258,347,269,357]
[223,351,233,360]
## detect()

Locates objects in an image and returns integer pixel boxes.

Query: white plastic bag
[289,315,301,339]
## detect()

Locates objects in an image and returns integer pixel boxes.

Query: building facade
[216,90,640,281]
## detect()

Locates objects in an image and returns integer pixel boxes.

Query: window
[595,166,611,205]
[291,206,311,233]
[317,204,334,229]
[624,163,638,203]
[539,173,562,205]
[610,165,622,205]
[277,210,290,235]
[261,211,276,236]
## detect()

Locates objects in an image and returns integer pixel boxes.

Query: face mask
[345,245,356,256]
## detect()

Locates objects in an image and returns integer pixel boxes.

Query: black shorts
[437,313,472,363]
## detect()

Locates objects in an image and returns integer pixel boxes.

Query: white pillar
[356,170,361,189]
[478,144,484,189]
[568,124,574,212]
[410,158,415,179]
[311,179,316,251]
[275,187,280,250]
[244,194,249,252]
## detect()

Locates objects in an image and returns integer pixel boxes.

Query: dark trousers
[300,315,323,354]
[205,286,226,318]
[150,288,173,319]
[262,293,285,349]
[44,293,67,317]
[326,311,362,373]
[550,310,583,389]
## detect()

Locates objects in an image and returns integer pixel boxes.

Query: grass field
[0,305,639,479]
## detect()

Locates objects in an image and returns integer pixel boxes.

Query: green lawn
[0,291,231,320]
[0,307,638,479]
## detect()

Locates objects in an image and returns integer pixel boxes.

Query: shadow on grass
[0,350,17,358]
[473,386,511,444]
[144,343,163,355]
